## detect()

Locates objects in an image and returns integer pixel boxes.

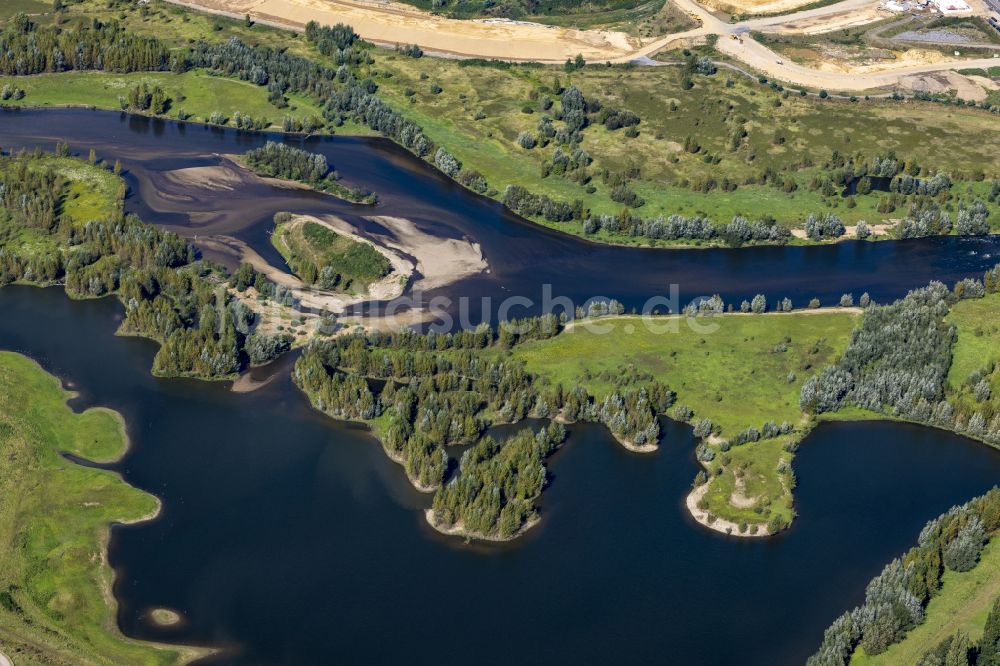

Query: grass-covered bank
[810,488,1000,666]
[3,0,997,249]
[0,351,196,665]
[0,70,325,129]
[0,151,303,380]
[851,539,1000,665]
[514,311,858,533]
[946,292,1000,424]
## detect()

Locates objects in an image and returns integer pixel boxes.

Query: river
[2,109,1000,665]
[2,108,1000,324]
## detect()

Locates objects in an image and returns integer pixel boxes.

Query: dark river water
[2,108,1000,324]
[2,109,1000,665]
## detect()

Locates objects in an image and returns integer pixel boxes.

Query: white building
[932,0,972,14]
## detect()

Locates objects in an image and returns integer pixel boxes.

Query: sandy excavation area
[705,0,834,15]
[167,0,644,61]
[751,4,887,34]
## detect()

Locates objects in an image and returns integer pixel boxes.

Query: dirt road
[712,34,1000,92]
[743,0,886,33]
[167,0,1000,93]
[627,0,1000,92]
[167,0,644,61]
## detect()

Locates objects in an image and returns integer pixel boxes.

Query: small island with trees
[270,213,392,294]
[241,141,378,205]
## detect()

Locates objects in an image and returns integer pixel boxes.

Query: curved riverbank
[2,108,999,322]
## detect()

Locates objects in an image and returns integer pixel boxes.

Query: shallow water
[2,108,1000,325]
[1,285,999,665]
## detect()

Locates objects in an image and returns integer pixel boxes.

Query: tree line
[244,141,331,185]
[800,270,1000,445]
[0,16,171,75]
[292,321,676,538]
[0,152,289,379]
[430,423,566,539]
[809,487,1000,663]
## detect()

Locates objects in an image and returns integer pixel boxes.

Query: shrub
[804,213,846,240]
[433,148,462,178]
[610,184,644,208]
[943,517,986,572]
[956,200,990,235]
[516,132,537,149]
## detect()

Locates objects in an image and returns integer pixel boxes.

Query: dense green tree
[980,597,1000,666]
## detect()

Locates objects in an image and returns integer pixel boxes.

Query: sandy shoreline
[196,217,411,313]
[425,509,540,542]
[280,214,416,300]
[149,608,183,627]
[363,215,487,292]
[613,432,659,453]
[685,482,770,538]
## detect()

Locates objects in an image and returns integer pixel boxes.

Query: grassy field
[515,311,858,527]
[5,0,996,247]
[0,352,191,665]
[0,70,325,129]
[0,0,995,247]
[851,536,1000,665]
[56,158,125,225]
[945,292,1000,420]
[516,312,857,435]
[366,50,1000,236]
[0,0,50,20]
[272,219,390,293]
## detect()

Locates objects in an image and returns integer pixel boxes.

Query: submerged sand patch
[149,608,183,627]
[162,165,246,192]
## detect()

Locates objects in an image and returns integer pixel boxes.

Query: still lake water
[1,109,1000,664]
[2,286,1000,665]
